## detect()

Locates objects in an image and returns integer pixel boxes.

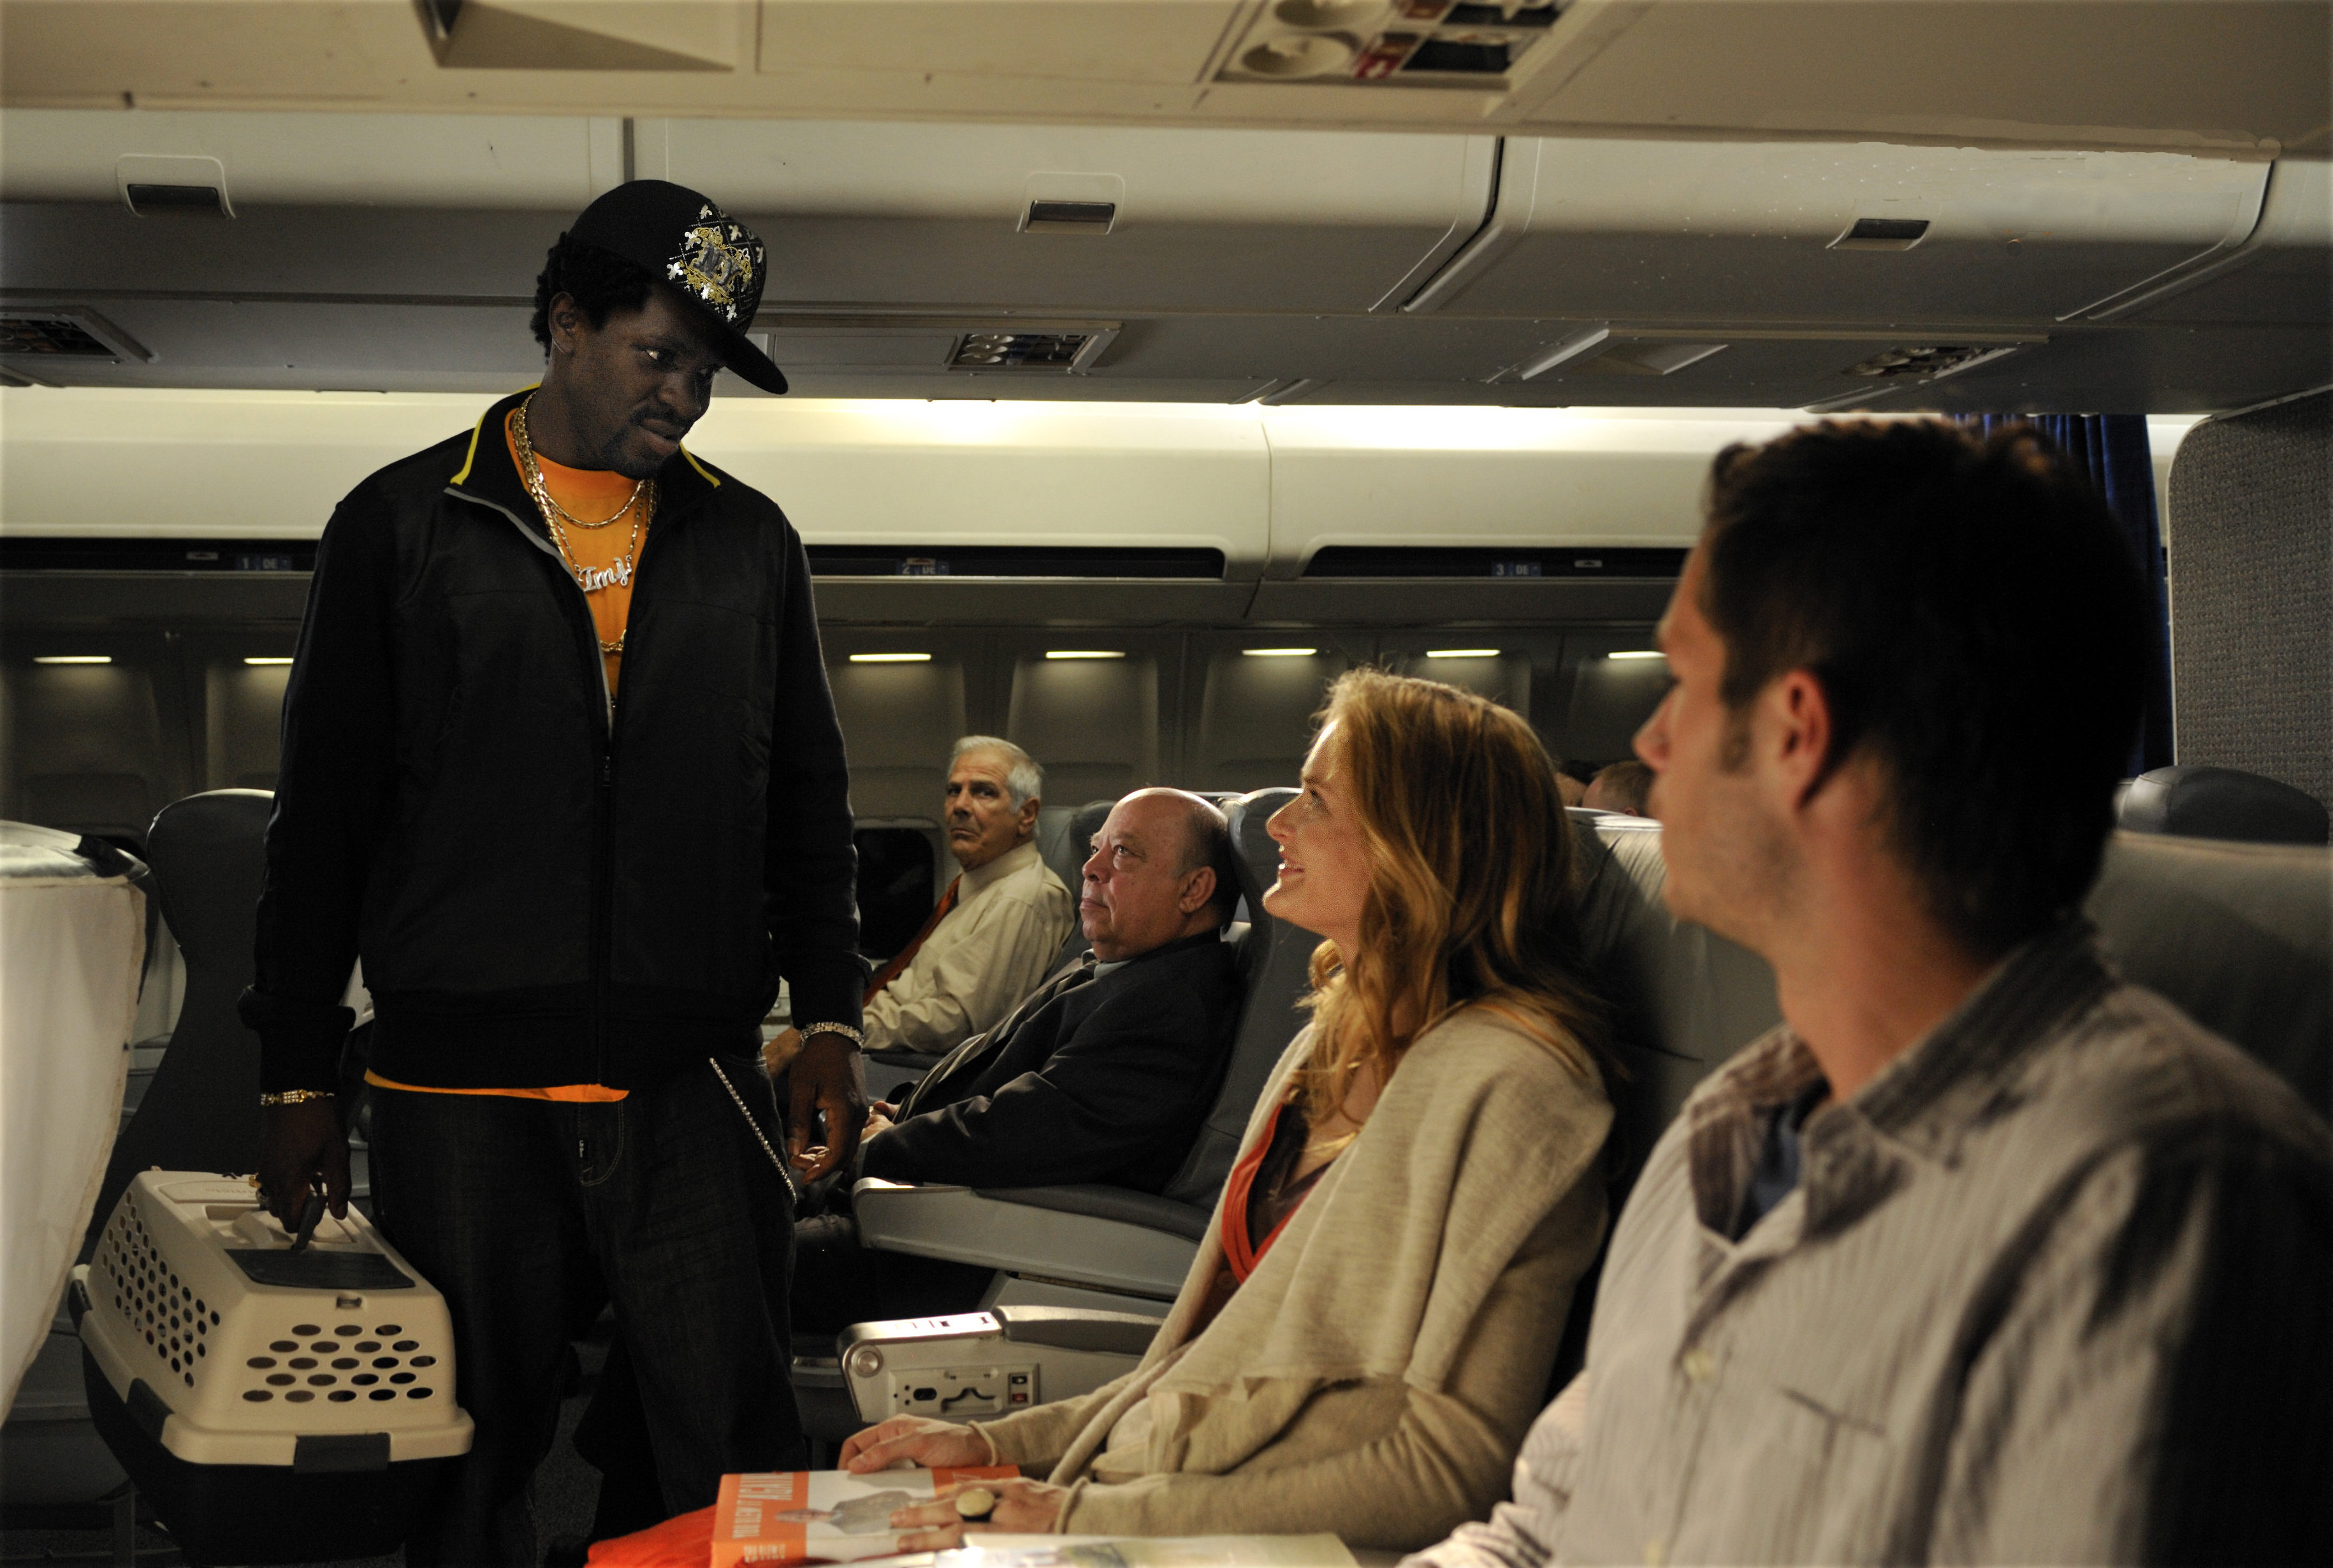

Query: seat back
[2118,765,2329,846]
[1039,798,1119,973]
[1552,811,2330,1391]
[87,790,276,1255]
[1159,788,1311,1211]
[1573,813,2333,1182]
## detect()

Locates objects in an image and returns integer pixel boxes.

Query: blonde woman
[844,669,1616,1553]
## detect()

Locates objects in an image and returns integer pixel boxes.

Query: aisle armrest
[853,1179,1200,1302]
[973,1184,1211,1241]
[839,1305,1158,1425]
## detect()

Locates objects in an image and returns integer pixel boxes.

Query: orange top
[363,408,646,1106]
[504,408,649,697]
[1220,1098,1305,1284]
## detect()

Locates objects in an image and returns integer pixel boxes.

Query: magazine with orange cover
[711,1466,1022,1566]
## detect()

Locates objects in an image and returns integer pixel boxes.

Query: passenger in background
[767,736,1072,1073]
[847,671,1615,1553]
[1553,766,1588,809]
[1409,421,2332,1568]
[1583,759,1653,817]
[792,788,1242,1330]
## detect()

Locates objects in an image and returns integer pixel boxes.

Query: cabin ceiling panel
[1861,324,2333,419]
[4,293,2326,412]
[0,299,541,384]
[0,201,556,300]
[1507,1,2329,156]
[2,1,2321,158]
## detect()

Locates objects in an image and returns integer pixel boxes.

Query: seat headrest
[1228,789,1284,910]
[2118,766,2329,846]
[145,790,276,968]
[1159,788,1304,1211]
[1570,812,2333,1161]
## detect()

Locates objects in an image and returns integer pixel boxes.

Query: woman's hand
[889,1477,1068,1548]
[838,1415,994,1472]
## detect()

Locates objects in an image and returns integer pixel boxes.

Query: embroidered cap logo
[665,203,764,326]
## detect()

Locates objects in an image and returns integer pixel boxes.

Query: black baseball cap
[567,178,786,395]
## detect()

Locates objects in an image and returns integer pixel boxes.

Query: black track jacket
[862,933,1242,1193]
[243,389,862,1094]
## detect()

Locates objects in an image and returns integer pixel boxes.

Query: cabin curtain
[1957,414,2174,774]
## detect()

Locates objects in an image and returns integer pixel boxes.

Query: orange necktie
[864,876,960,1003]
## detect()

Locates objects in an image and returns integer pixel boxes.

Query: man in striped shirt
[1411,420,2329,1567]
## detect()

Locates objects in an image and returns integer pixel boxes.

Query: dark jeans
[369,1062,806,1566]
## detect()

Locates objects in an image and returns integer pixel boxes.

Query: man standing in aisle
[243,181,870,1564]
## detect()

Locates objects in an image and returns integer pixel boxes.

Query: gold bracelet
[259,1089,337,1108]
[796,1022,865,1050]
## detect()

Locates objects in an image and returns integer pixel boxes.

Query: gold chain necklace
[512,397,650,529]
[514,396,654,656]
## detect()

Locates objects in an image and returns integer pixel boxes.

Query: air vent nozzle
[1841,344,2025,380]
[948,330,1112,372]
[1,310,152,364]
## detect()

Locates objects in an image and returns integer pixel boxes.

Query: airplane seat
[1036,797,1117,975]
[0,825,147,1509]
[839,796,2331,1434]
[1545,807,2333,1391]
[2117,765,2330,846]
[859,797,1117,1105]
[85,791,276,1262]
[839,790,1308,1426]
[2084,829,2331,1115]
[1158,788,1309,1210]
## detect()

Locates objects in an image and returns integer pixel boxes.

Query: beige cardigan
[968,1005,1613,1551]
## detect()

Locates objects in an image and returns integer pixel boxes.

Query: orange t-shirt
[365,411,648,1106]
[504,409,648,697]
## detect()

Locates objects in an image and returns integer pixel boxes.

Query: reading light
[34,655,111,665]
[1242,647,1318,658]
[1425,649,1500,659]
[848,653,932,664]
[1607,650,1667,660]
[243,657,293,666]
[1044,650,1125,660]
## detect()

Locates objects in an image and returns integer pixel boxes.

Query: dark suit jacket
[859,931,1242,1193]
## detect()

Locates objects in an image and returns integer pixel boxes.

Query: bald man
[860,789,1244,1190]
[792,791,1245,1332]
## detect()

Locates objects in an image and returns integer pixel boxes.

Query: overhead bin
[0,391,1273,625]
[688,399,1268,622]
[1404,138,2271,325]
[1251,405,1797,621]
[649,119,1498,314]
[0,109,623,210]
[2120,157,2333,325]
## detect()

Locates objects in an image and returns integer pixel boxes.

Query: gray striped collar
[1689,917,2112,1242]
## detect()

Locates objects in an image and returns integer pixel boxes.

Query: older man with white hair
[855,736,1075,1058]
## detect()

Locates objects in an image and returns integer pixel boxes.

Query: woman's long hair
[1295,668,1611,1131]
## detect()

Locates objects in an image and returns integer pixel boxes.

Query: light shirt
[1407,920,2331,1568]
[862,839,1074,1056]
